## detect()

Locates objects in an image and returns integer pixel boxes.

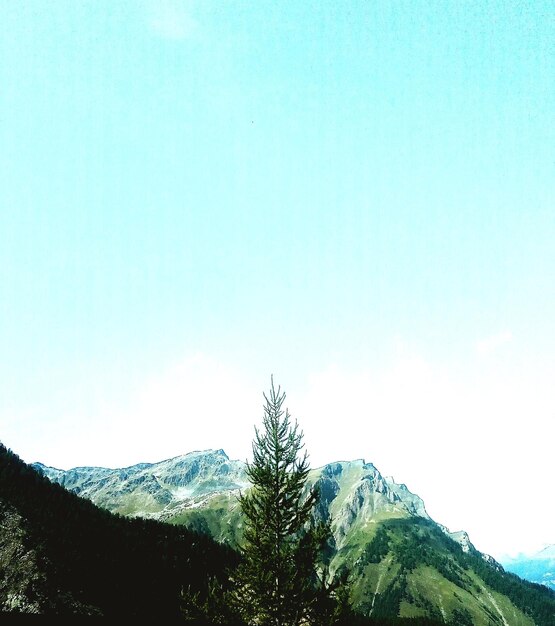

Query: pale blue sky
[1,1,553,558]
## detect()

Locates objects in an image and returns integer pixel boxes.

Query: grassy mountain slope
[162,462,555,625]
[34,450,555,625]
[338,518,554,626]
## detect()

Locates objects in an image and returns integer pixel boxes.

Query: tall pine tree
[233,378,335,626]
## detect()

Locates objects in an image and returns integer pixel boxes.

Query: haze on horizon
[1,1,553,562]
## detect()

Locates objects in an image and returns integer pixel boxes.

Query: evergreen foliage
[232,378,340,625]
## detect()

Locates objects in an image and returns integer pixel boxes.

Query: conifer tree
[233,377,334,626]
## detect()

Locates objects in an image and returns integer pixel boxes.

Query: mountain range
[502,546,555,592]
[33,449,555,626]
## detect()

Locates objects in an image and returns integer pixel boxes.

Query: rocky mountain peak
[34,450,481,560]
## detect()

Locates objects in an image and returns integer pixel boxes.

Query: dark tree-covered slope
[0,442,239,621]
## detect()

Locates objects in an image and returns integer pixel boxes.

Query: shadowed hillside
[0,442,238,621]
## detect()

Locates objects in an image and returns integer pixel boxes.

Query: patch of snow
[172,486,195,500]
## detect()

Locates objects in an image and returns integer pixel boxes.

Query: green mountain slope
[338,517,554,626]
[35,450,555,625]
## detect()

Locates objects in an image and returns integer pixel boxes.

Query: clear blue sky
[1,1,553,558]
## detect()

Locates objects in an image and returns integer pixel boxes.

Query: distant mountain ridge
[502,545,555,591]
[34,448,249,520]
[34,449,466,548]
[34,449,555,625]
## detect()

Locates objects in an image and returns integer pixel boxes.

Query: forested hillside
[0,442,237,621]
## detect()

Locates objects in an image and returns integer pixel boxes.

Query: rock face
[35,451,478,559]
[308,460,431,549]
[35,453,433,537]
[34,449,248,519]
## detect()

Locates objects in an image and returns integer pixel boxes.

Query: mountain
[34,448,248,524]
[502,546,555,591]
[0,443,238,621]
[35,450,555,626]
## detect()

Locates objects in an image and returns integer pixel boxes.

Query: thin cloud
[475,330,513,355]
[146,0,198,40]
